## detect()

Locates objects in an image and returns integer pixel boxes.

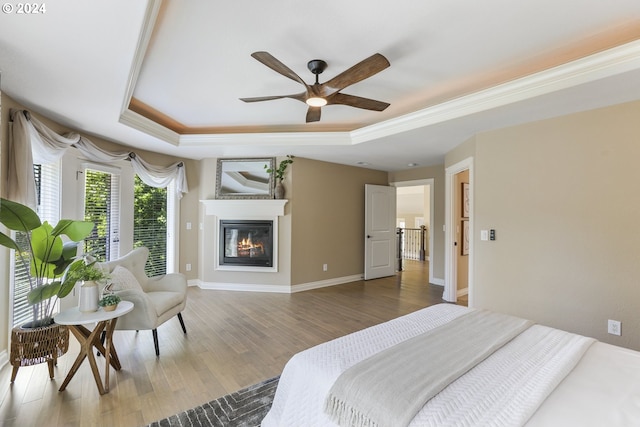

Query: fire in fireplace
[219,220,273,267]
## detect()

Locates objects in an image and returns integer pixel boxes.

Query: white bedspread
[261,304,595,427]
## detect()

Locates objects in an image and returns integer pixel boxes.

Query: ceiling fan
[240,51,391,123]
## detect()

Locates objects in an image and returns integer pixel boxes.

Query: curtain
[8,109,188,207]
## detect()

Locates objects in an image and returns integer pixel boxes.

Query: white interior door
[364,184,397,280]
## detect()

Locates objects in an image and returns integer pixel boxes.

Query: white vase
[78,281,99,313]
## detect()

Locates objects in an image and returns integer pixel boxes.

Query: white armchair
[98,247,187,357]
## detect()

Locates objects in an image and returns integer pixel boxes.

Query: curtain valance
[8,109,188,207]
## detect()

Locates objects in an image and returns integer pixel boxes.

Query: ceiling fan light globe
[306,97,327,107]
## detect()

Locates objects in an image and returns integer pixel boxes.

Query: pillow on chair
[109,265,144,292]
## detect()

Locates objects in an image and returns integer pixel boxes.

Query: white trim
[0,350,8,371]
[197,281,291,293]
[201,199,287,217]
[444,157,474,305]
[119,109,181,146]
[180,131,351,147]
[193,274,363,294]
[291,275,363,293]
[431,277,445,286]
[352,39,640,145]
[120,0,163,115]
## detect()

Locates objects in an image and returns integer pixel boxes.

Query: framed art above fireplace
[215,158,275,199]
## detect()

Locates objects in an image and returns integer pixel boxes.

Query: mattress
[262,304,640,427]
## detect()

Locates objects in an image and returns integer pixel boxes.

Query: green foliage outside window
[134,176,167,276]
[83,172,167,277]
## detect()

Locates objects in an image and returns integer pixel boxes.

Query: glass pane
[134,176,167,277]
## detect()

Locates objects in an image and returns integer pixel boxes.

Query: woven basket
[10,322,69,382]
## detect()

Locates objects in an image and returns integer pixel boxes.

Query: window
[134,176,167,276]
[12,162,60,327]
[83,168,120,261]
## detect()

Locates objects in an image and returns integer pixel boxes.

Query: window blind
[134,176,167,277]
[83,169,120,262]
[12,162,60,327]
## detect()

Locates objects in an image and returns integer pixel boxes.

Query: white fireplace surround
[201,199,287,272]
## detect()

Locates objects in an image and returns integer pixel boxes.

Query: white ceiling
[1,0,640,172]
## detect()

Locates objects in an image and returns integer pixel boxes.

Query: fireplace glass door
[219,220,273,267]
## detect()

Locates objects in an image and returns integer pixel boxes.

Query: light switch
[490,229,496,241]
[186,222,192,230]
[480,230,489,241]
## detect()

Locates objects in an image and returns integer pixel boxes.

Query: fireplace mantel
[201,199,287,218]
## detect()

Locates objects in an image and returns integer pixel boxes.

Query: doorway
[392,179,435,284]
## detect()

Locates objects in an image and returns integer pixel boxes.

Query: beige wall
[471,100,640,350]
[290,158,388,286]
[389,165,445,283]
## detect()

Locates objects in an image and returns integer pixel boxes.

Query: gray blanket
[324,309,533,427]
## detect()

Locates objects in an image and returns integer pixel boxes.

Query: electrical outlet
[323,264,328,272]
[186,263,192,272]
[608,319,621,336]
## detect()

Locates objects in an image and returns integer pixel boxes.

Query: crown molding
[179,131,351,146]
[352,38,640,144]
[121,33,640,148]
[120,0,162,116]
[119,109,181,145]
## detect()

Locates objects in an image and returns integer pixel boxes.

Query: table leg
[103,317,119,392]
[58,325,91,392]
[59,322,108,395]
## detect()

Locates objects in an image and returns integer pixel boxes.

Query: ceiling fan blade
[327,93,390,111]
[240,92,307,103]
[323,53,390,92]
[306,106,321,123]
[251,51,310,88]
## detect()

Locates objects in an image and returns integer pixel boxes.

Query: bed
[261,304,640,427]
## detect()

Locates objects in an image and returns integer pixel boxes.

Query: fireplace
[219,220,273,267]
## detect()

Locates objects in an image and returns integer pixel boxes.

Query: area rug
[147,376,279,427]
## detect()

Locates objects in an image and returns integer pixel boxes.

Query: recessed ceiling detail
[2,0,640,171]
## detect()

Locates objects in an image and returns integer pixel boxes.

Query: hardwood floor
[0,261,458,427]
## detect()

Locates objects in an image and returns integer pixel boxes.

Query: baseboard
[430,277,445,286]
[195,274,364,294]
[0,350,7,371]
[197,280,291,293]
[457,287,469,297]
[291,275,364,293]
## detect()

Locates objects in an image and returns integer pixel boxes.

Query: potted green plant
[265,155,294,199]
[98,294,121,312]
[65,260,110,312]
[0,197,94,381]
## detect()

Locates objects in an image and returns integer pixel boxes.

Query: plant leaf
[27,283,62,305]
[0,231,19,251]
[51,219,94,241]
[0,198,41,232]
[31,222,63,263]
